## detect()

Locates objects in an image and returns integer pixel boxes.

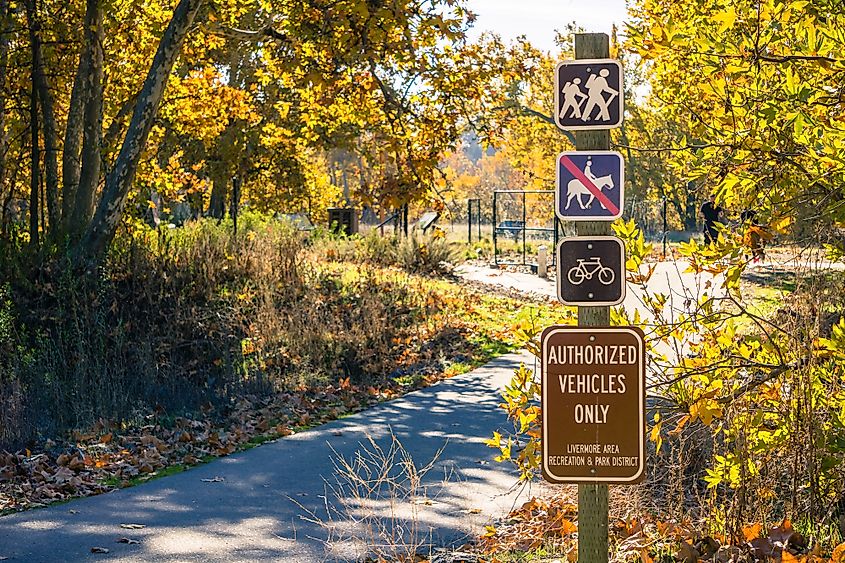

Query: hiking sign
[556,151,624,221]
[555,59,623,130]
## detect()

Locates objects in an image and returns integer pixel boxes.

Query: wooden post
[575,32,611,563]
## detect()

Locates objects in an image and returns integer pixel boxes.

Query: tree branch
[493,103,576,144]
[205,22,286,43]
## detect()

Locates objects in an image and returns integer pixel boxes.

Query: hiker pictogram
[559,77,588,120]
[567,256,615,286]
[556,151,625,221]
[555,59,624,130]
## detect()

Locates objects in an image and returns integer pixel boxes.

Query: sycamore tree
[0,0,518,262]
[628,0,845,239]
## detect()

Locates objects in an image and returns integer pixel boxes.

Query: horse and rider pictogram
[556,151,624,221]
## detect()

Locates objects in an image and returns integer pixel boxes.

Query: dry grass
[0,217,525,449]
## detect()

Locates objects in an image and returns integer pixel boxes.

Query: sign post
[545,32,642,563]
[575,33,612,563]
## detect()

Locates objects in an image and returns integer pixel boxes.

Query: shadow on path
[0,352,542,563]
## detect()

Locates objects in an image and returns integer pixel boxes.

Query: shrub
[395,233,459,275]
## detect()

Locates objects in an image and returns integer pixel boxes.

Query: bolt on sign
[554,59,624,130]
[541,326,646,483]
[556,151,624,221]
[557,236,626,306]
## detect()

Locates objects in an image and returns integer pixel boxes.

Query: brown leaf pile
[0,380,391,513]
[477,496,578,559]
[471,495,845,563]
[622,517,845,563]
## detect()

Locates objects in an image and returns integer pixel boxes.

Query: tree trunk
[77,0,204,261]
[29,78,39,248]
[230,174,241,236]
[69,0,104,235]
[208,160,227,219]
[102,92,139,157]
[0,0,9,218]
[61,30,91,234]
[25,0,59,236]
[1,161,18,239]
[684,181,697,231]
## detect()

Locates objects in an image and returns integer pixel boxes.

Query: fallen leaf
[832,543,845,563]
[116,537,140,545]
[742,522,763,541]
[782,550,806,563]
[675,541,700,563]
[769,519,795,546]
[750,536,776,560]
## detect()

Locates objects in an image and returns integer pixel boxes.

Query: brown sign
[541,326,646,483]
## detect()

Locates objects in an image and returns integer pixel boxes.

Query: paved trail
[0,352,545,563]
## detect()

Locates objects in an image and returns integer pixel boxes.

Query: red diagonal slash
[560,155,619,216]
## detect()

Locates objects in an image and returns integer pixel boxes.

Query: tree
[626,0,845,238]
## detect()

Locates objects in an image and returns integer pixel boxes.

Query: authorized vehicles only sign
[541,326,646,483]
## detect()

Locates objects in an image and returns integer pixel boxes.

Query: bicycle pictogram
[567,256,615,286]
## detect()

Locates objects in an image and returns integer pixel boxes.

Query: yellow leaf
[771,216,794,234]
[650,420,663,452]
[713,7,737,35]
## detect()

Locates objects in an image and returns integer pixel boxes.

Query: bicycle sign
[557,236,626,306]
[567,256,615,286]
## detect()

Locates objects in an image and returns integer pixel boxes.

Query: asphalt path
[0,352,546,563]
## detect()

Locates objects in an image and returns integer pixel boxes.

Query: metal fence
[491,190,565,269]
